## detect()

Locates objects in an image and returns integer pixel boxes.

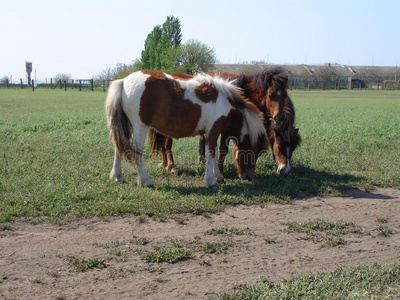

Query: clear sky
[1,0,399,80]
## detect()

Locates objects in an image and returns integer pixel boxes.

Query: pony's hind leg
[133,124,154,187]
[164,137,175,173]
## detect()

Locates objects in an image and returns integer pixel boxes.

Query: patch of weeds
[131,236,150,245]
[264,237,278,244]
[106,246,130,262]
[204,226,253,236]
[376,216,389,224]
[66,256,107,272]
[55,294,67,300]
[376,225,393,237]
[47,270,61,278]
[173,216,186,225]
[137,215,147,224]
[282,219,367,246]
[107,266,135,279]
[143,282,158,291]
[1,274,7,283]
[0,224,12,231]
[30,277,43,284]
[95,240,132,262]
[203,239,237,254]
[142,246,194,263]
[326,237,346,247]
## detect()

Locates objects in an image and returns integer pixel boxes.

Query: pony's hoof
[208,183,219,189]
[166,165,175,173]
[158,162,166,169]
[217,178,225,184]
[145,183,155,188]
[110,175,124,183]
[199,156,207,164]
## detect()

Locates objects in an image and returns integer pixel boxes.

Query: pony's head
[226,98,267,181]
[269,124,301,175]
[262,68,300,175]
[232,134,268,180]
[265,68,293,130]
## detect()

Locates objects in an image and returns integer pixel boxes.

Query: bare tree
[53,73,71,83]
[315,65,334,90]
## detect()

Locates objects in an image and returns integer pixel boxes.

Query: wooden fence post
[32,79,35,92]
[20,78,23,89]
[51,78,53,89]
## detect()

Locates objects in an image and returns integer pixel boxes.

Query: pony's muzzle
[277,163,290,175]
[240,170,255,181]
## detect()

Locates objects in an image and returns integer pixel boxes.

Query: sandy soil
[1,187,400,300]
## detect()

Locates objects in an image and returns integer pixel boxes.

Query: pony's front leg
[203,144,221,188]
[110,150,124,182]
[133,125,154,188]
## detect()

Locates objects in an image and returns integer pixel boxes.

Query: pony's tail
[105,79,137,162]
[148,128,166,158]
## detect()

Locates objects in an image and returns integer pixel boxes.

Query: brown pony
[149,67,300,175]
[106,70,266,188]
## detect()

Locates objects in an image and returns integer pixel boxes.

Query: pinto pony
[150,67,301,175]
[105,70,266,188]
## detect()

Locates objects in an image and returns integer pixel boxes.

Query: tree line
[93,16,216,85]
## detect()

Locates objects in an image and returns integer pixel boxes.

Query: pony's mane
[251,66,289,91]
[194,74,265,147]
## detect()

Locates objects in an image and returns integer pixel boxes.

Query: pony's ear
[236,75,246,89]
[283,75,289,84]
[266,74,273,86]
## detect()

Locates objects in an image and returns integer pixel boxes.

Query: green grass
[213,260,400,300]
[66,256,107,272]
[0,89,399,224]
[282,219,367,246]
[141,246,195,263]
[204,226,253,236]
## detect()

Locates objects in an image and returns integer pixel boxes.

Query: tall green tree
[141,16,182,71]
[160,16,182,49]
[141,25,163,70]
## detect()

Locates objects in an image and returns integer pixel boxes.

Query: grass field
[0,89,399,224]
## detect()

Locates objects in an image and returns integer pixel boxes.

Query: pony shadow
[160,162,368,200]
[341,189,394,200]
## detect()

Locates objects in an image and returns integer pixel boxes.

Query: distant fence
[1,76,399,91]
[287,76,400,91]
[0,78,94,91]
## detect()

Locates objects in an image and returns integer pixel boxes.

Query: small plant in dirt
[30,277,43,284]
[264,237,278,244]
[202,239,237,254]
[142,246,194,263]
[376,216,389,224]
[1,274,7,283]
[66,256,107,272]
[131,236,150,245]
[0,224,12,231]
[376,225,393,237]
[204,226,253,236]
[282,219,367,246]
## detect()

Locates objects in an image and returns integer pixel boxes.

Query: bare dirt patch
[1,187,400,299]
